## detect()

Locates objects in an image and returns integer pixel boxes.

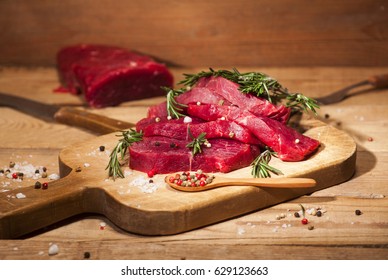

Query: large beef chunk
[136,116,260,145]
[129,136,260,174]
[147,86,231,118]
[187,104,320,162]
[147,76,290,123]
[196,76,291,123]
[56,44,174,108]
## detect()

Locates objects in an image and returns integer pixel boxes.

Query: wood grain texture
[0,0,388,67]
[0,67,387,259]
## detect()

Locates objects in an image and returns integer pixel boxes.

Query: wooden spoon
[165,174,316,192]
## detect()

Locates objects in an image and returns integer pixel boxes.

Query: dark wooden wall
[1,0,387,67]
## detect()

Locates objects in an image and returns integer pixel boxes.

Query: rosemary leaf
[250,149,283,178]
[163,87,187,119]
[106,129,143,180]
[186,129,207,155]
[299,204,306,218]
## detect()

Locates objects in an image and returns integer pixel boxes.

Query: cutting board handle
[0,174,87,238]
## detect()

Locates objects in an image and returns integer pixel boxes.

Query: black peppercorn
[99,145,105,152]
[170,143,177,148]
[84,252,91,259]
[34,181,42,189]
[294,212,300,218]
[316,210,322,217]
[355,209,362,216]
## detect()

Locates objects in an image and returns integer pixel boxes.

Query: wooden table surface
[0,66,387,260]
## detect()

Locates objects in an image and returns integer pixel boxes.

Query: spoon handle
[211,177,316,188]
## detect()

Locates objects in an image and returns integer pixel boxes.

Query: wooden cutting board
[0,116,356,239]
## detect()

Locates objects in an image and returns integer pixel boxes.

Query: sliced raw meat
[129,136,260,174]
[195,76,291,123]
[147,86,231,118]
[187,104,320,162]
[136,116,260,144]
[56,44,174,108]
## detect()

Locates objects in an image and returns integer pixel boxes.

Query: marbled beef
[136,116,260,145]
[147,76,290,123]
[129,136,260,174]
[56,44,174,108]
[195,76,291,123]
[187,104,320,162]
[147,86,231,118]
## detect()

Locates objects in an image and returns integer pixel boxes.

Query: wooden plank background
[0,0,388,67]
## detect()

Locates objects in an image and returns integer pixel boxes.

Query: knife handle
[368,74,388,89]
[54,107,135,134]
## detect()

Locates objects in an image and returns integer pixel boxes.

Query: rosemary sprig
[250,149,283,178]
[162,86,187,119]
[186,129,208,155]
[179,68,319,115]
[106,129,143,179]
[285,93,320,114]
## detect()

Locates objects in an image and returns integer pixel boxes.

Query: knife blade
[0,92,135,134]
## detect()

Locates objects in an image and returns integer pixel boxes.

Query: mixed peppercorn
[168,170,215,187]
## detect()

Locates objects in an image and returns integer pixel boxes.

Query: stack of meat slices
[130,76,320,175]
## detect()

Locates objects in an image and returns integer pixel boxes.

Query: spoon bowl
[165,174,317,192]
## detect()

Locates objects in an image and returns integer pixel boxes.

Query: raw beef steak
[129,136,260,174]
[147,86,232,118]
[136,116,260,144]
[195,76,291,123]
[187,104,320,161]
[56,44,174,108]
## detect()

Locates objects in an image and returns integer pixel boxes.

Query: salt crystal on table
[48,244,59,256]
[48,173,60,180]
[84,163,90,167]
[237,227,246,235]
[15,193,26,199]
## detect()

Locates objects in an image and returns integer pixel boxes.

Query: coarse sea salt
[237,227,246,235]
[16,192,26,199]
[1,161,54,181]
[48,173,60,180]
[130,176,159,194]
[48,244,59,256]
[183,116,193,123]
[124,169,133,177]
